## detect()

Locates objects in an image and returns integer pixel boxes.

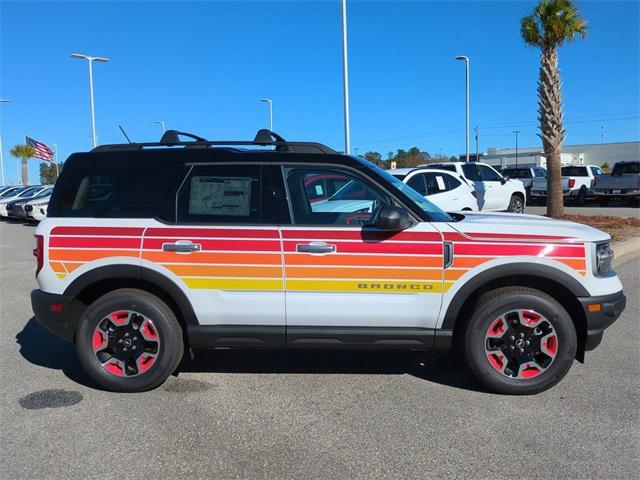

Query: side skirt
[187,325,453,351]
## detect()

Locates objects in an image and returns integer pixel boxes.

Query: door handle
[162,240,201,254]
[296,242,336,254]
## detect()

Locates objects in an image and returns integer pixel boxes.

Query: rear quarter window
[48,164,183,218]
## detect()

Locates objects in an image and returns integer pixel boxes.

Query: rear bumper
[31,289,77,342]
[578,290,626,351]
[593,189,639,197]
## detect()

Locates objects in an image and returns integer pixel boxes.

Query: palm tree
[521,0,587,218]
[10,145,37,185]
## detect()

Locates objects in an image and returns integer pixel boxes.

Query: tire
[525,187,532,204]
[576,188,587,206]
[461,287,577,395]
[75,289,184,392]
[507,194,524,213]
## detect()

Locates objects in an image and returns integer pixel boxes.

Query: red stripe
[49,237,142,249]
[283,240,442,255]
[51,226,145,236]
[281,229,441,242]
[444,232,577,243]
[453,243,584,257]
[144,228,279,239]
[142,238,281,252]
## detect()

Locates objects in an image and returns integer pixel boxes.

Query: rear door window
[461,163,481,181]
[176,164,272,224]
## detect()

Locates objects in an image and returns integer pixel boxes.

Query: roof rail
[92,129,337,154]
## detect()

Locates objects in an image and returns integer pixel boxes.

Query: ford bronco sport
[31,130,626,394]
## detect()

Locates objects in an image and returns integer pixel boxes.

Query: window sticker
[435,176,446,191]
[189,176,252,216]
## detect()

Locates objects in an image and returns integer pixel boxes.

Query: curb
[612,237,640,267]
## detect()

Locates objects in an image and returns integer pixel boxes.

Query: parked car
[32,129,625,395]
[0,186,47,217]
[501,167,547,202]
[25,196,52,222]
[388,167,478,211]
[531,164,604,205]
[6,187,53,219]
[593,161,640,206]
[425,162,527,212]
[0,185,27,199]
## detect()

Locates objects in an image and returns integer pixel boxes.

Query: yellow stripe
[55,273,67,279]
[182,277,283,291]
[286,279,451,293]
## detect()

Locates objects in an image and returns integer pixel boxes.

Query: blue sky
[1,0,638,184]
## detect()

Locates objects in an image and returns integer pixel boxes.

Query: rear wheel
[461,287,577,395]
[576,188,587,205]
[507,194,524,213]
[76,289,184,392]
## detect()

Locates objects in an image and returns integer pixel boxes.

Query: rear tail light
[34,235,44,276]
[568,178,576,188]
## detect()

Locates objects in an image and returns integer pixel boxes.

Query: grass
[559,214,640,242]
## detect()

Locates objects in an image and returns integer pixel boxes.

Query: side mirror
[501,176,509,184]
[377,206,413,231]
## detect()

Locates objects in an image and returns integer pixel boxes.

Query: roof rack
[92,129,337,154]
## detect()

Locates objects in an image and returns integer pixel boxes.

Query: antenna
[118,125,132,144]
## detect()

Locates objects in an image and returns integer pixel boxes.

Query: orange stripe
[444,269,468,281]
[142,251,281,265]
[554,258,586,270]
[49,249,139,261]
[284,254,442,268]
[165,264,282,278]
[63,262,83,273]
[285,266,443,280]
[451,257,494,268]
[49,261,66,273]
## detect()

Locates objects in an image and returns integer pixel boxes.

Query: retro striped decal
[443,231,587,278]
[46,226,587,292]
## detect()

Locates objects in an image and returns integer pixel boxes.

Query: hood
[450,211,609,243]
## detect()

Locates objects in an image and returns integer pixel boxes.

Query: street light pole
[71,53,109,148]
[0,99,10,186]
[259,99,273,131]
[513,130,521,167]
[455,56,470,162]
[601,125,605,144]
[474,125,479,162]
[341,0,351,154]
[154,120,166,134]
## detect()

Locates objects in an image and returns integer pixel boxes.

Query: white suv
[428,162,527,212]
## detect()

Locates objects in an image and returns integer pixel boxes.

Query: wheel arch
[443,263,589,360]
[63,265,199,341]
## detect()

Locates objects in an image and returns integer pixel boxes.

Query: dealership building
[474,141,639,170]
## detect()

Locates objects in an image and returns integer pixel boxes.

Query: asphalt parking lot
[1,220,638,479]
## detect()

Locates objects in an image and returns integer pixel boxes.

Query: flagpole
[53,144,59,179]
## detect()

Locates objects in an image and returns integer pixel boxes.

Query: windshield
[0,187,22,198]
[17,187,40,197]
[502,168,531,178]
[367,164,453,221]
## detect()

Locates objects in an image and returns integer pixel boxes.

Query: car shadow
[16,317,98,389]
[16,318,488,393]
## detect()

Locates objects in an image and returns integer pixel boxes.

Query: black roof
[66,129,370,170]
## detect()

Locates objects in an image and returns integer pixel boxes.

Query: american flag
[25,136,54,163]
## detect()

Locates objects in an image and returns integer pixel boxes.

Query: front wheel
[507,194,524,213]
[75,289,184,392]
[461,287,577,395]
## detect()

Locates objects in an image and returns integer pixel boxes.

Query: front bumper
[578,290,626,350]
[31,289,77,342]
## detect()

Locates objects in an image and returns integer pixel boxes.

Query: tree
[10,145,36,185]
[521,0,587,218]
[40,162,64,184]
[600,162,610,173]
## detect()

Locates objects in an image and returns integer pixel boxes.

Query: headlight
[594,242,614,276]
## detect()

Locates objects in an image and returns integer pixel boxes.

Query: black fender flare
[441,262,590,330]
[63,264,199,326]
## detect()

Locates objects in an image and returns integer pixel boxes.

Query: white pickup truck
[531,164,604,205]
